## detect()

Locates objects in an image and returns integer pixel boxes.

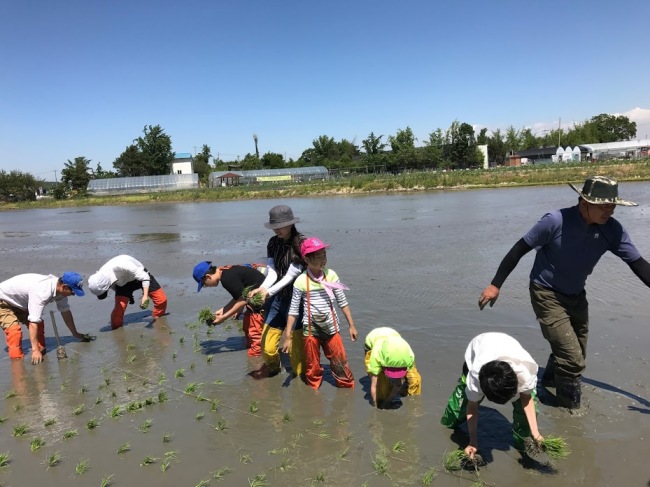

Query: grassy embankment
[3,159,650,211]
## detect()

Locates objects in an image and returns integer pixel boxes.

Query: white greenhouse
[87,174,199,195]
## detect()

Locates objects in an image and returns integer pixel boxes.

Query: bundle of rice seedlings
[242,285,265,311]
[198,307,214,324]
[443,450,485,472]
[540,436,571,460]
[140,298,150,310]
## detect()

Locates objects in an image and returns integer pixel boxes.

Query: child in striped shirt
[281,237,357,389]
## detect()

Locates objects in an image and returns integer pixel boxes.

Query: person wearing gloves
[440,332,542,458]
[88,255,167,329]
[364,327,421,408]
[0,272,90,364]
[478,176,650,409]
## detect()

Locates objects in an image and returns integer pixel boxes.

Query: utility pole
[558,117,562,148]
[54,170,57,182]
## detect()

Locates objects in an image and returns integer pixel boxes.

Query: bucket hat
[569,175,637,207]
[88,272,112,296]
[264,205,300,229]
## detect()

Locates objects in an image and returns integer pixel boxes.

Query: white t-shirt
[464,332,538,403]
[0,274,70,322]
[98,255,150,287]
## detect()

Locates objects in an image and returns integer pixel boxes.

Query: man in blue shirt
[478,176,650,409]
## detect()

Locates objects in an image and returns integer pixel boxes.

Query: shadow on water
[538,366,650,412]
[200,337,248,354]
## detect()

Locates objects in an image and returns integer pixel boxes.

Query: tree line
[0,113,638,202]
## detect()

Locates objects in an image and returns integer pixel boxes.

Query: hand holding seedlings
[140,297,150,310]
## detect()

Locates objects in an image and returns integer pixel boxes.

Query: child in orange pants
[281,237,357,389]
[193,261,267,357]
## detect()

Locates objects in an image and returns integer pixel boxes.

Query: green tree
[0,170,41,202]
[240,153,262,170]
[93,162,115,179]
[583,114,636,142]
[445,121,478,168]
[361,132,386,155]
[388,127,416,153]
[337,139,360,160]
[505,125,520,155]
[193,144,212,183]
[423,128,445,168]
[488,129,506,165]
[311,135,338,163]
[134,125,174,175]
[61,156,92,194]
[260,152,286,168]
[113,145,148,176]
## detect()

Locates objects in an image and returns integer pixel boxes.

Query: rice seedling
[470,481,485,487]
[30,437,45,452]
[108,405,123,418]
[312,419,324,427]
[172,351,177,359]
[124,371,132,380]
[213,419,227,431]
[342,433,354,442]
[525,435,571,460]
[175,368,185,379]
[0,417,7,423]
[110,391,117,399]
[63,429,78,439]
[95,396,103,405]
[240,453,253,464]
[196,480,210,487]
[336,417,348,424]
[248,474,270,487]
[207,354,214,363]
[421,468,438,485]
[242,285,265,310]
[86,418,100,430]
[442,449,482,471]
[179,336,185,345]
[190,361,196,370]
[13,404,22,412]
[60,383,66,391]
[338,447,350,461]
[4,391,16,399]
[127,401,145,412]
[12,423,28,436]
[45,451,62,470]
[158,373,166,384]
[196,411,205,421]
[142,378,150,386]
[126,386,134,393]
[140,456,158,466]
[198,307,213,322]
[100,474,114,487]
[268,447,291,455]
[211,466,232,480]
[44,418,56,427]
[145,397,155,406]
[161,450,178,472]
[276,458,296,472]
[283,412,292,422]
[162,433,173,443]
[316,432,331,439]
[79,385,88,394]
[184,382,199,394]
[371,452,390,477]
[73,404,85,416]
[138,418,153,433]
[392,441,406,453]
[117,443,130,454]
[158,390,168,403]
[196,392,207,402]
[126,344,136,351]
[0,452,10,467]
[75,458,90,475]
[104,377,111,386]
[311,472,326,484]
[249,401,259,413]
[211,399,221,412]
[127,354,136,363]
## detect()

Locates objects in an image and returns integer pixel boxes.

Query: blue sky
[1,0,649,180]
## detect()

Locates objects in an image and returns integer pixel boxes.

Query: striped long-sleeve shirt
[288,269,348,338]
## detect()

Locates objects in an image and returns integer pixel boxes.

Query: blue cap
[61,272,85,296]
[192,261,212,292]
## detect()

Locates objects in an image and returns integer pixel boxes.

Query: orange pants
[4,324,24,359]
[304,333,354,390]
[111,288,168,329]
[243,311,263,357]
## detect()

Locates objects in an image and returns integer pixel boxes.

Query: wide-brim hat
[569,175,637,207]
[264,205,300,229]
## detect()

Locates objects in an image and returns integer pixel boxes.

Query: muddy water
[1,183,649,486]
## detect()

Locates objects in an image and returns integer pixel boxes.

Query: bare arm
[213,299,246,324]
[60,309,86,340]
[520,393,542,441]
[369,374,379,407]
[465,400,480,458]
[281,315,297,353]
[339,305,357,342]
[27,321,43,364]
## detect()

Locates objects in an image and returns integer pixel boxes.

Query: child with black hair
[192,261,269,357]
[441,332,543,458]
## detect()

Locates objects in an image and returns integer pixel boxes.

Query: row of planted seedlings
[0,312,219,483]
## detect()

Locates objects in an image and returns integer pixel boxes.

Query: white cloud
[617,107,650,140]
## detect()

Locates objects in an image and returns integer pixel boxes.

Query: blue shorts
[265,293,302,330]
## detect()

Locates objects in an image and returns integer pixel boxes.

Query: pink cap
[300,236,330,258]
